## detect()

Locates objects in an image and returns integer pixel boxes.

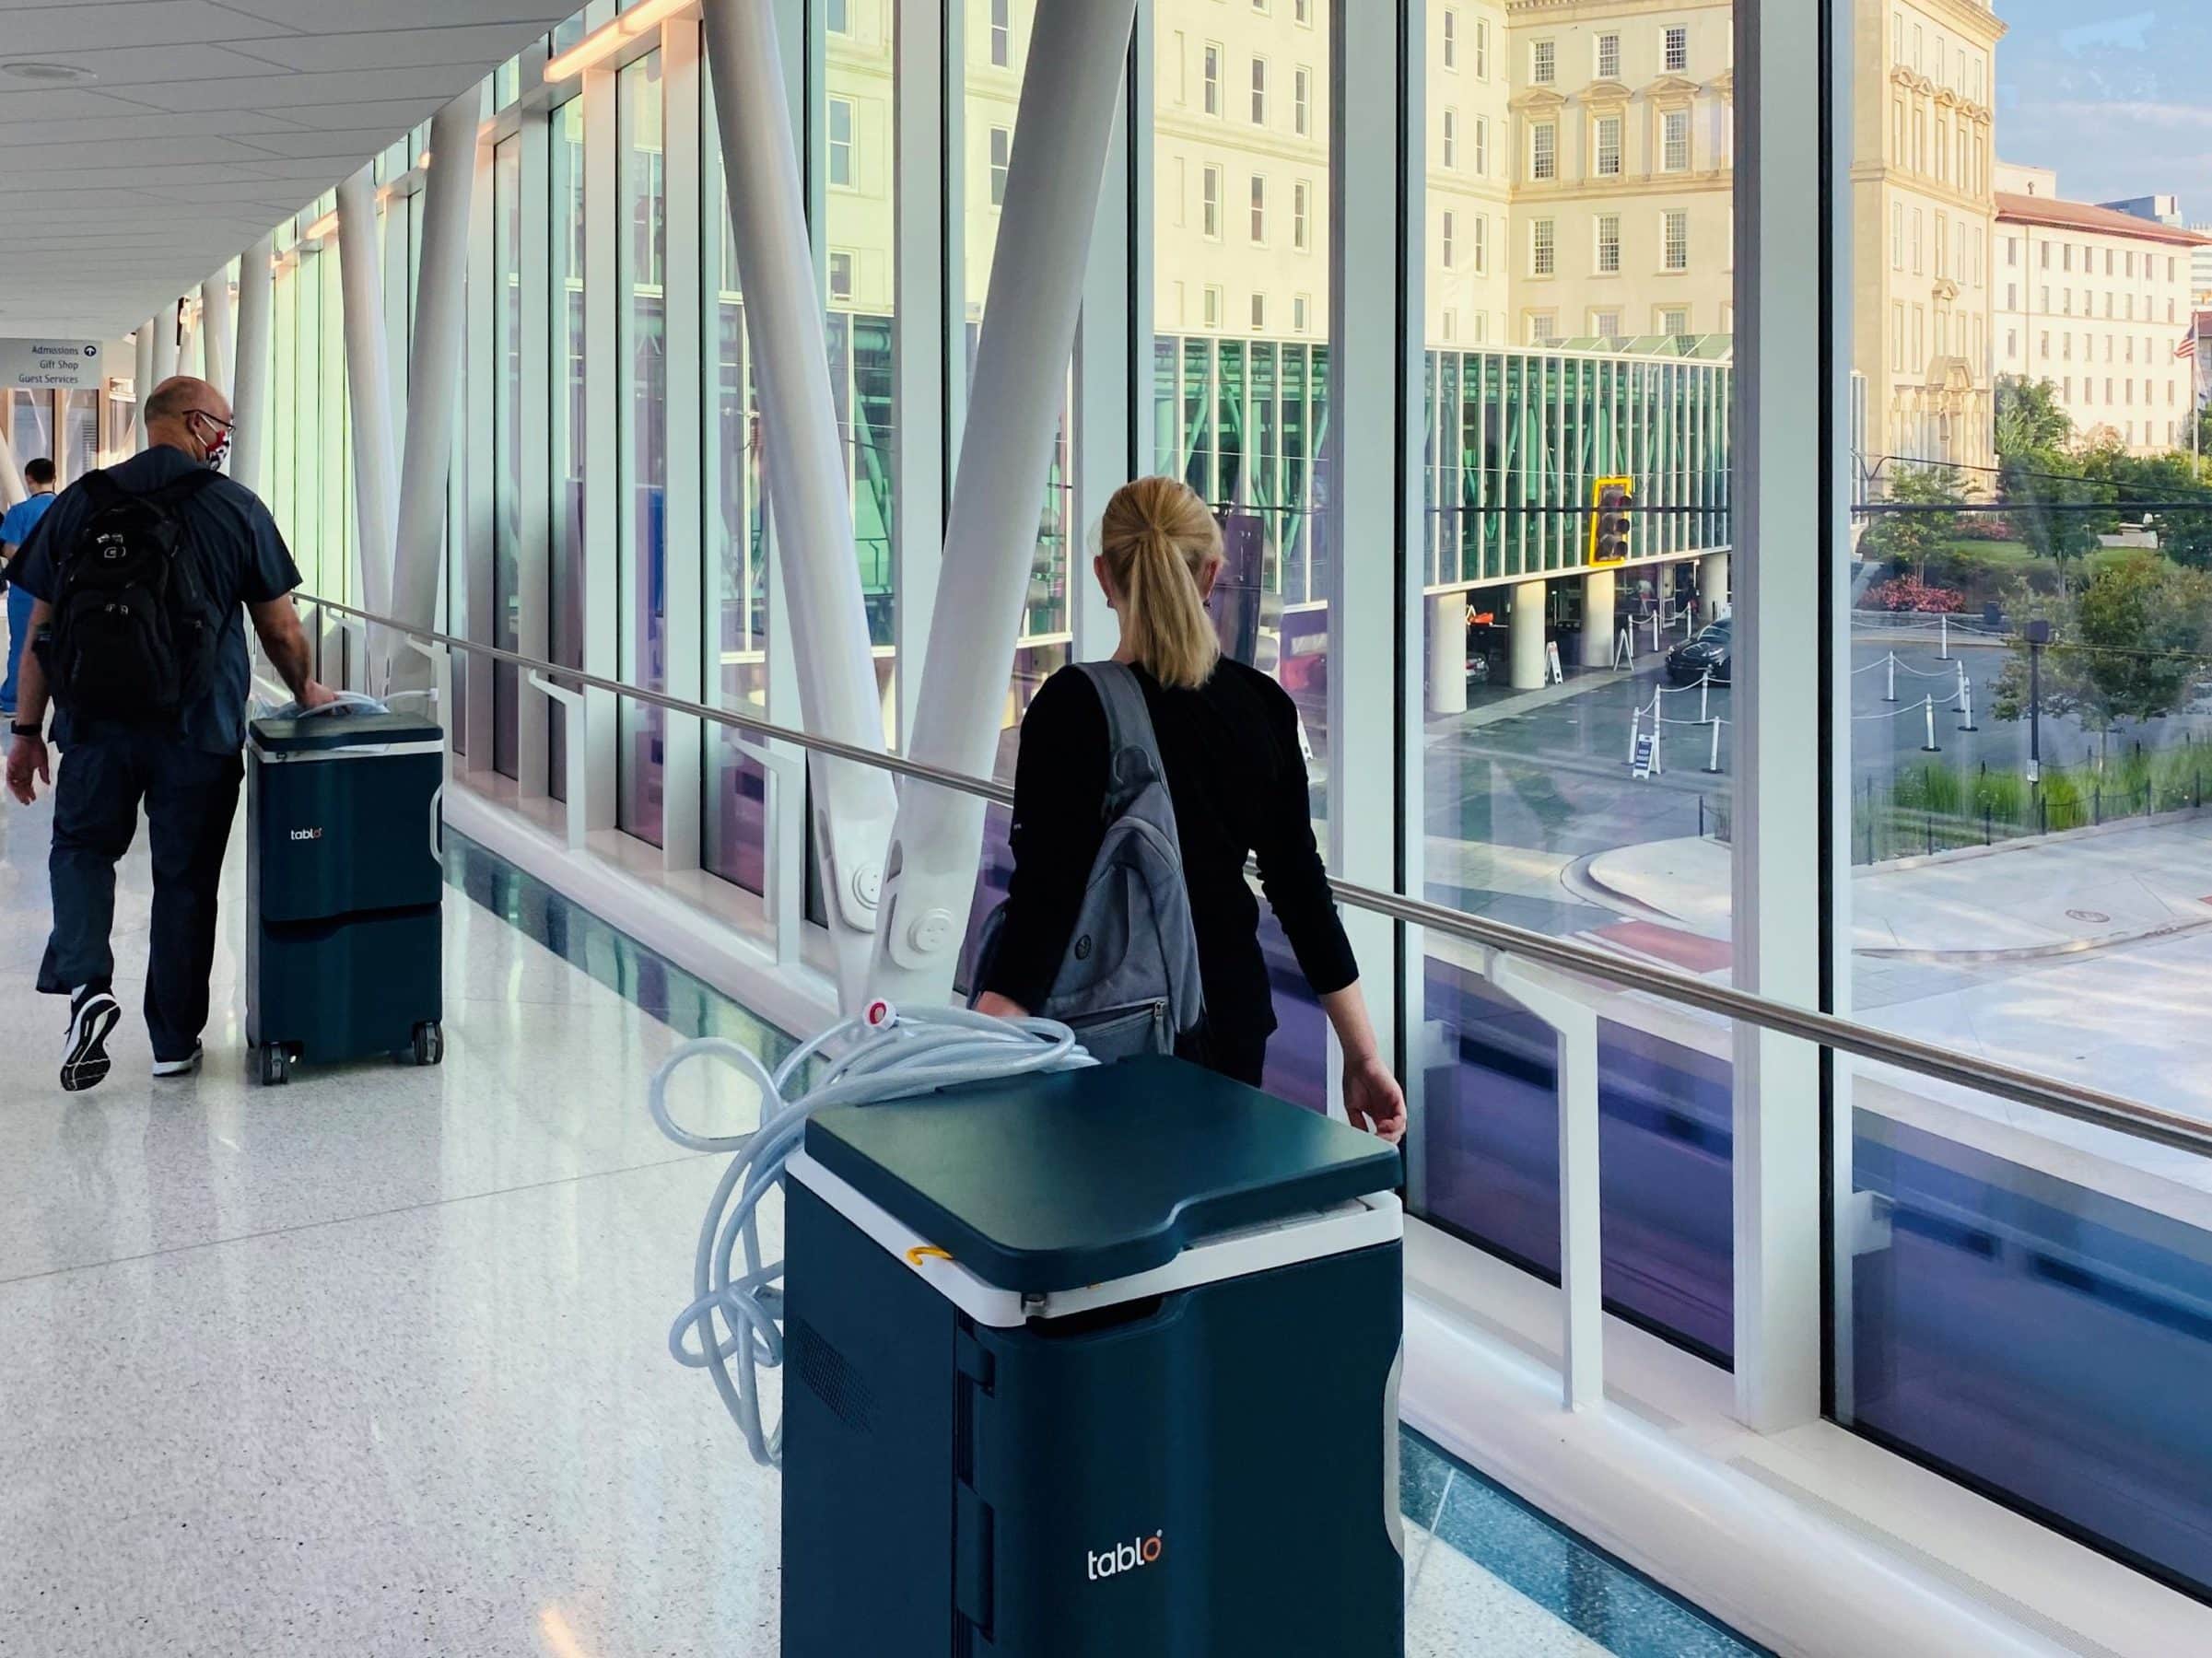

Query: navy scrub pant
[36,731,243,1063]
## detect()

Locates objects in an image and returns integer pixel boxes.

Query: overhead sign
[0,338,100,391]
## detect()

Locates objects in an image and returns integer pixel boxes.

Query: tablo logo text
[1086,1532,1164,1582]
[289,827,323,843]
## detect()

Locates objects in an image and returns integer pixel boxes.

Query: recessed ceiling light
[2,61,97,84]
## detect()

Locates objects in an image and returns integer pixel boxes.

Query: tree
[1995,374,2074,458]
[1998,445,2109,594]
[1990,555,2212,749]
[1859,461,1965,583]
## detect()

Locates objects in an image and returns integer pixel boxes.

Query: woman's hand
[1342,1051,1408,1146]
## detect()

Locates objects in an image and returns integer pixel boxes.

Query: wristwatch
[9,722,41,740]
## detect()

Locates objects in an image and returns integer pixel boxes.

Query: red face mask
[190,411,232,472]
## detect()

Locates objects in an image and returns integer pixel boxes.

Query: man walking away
[0,456,57,716]
[2,376,334,1092]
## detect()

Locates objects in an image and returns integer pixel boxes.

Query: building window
[1530,314,1559,345]
[1663,209,1689,270]
[1596,115,1621,178]
[990,0,1010,67]
[1203,43,1221,115]
[1662,109,1691,172]
[1531,122,1556,181]
[1293,179,1311,251]
[1474,114,1489,174]
[1597,32,1621,79]
[1661,306,1690,334]
[1251,293,1266,331]
[1474,17,1490,78]
[1443,310,1457,342]
[1250,58,1267,124]
[1441,210,1456,270]
[1532,39,1555,85]
[1593,309,1621,336]
[1295,0,1310,21]
[1203,286,1222,328]
[1532,217,1556,277]
[1596,213,1621,274]
[1665,24,1689,73]
[1470,213,1487,273]
[827,96,855,188]
[827,0,849,33]
[1293,293,1310,332]
[989,125,1011,207]
[1201,165,1221,239]
[1294,65,1311,136]
[1249,173,1267,242]
[1891,202,1903,270]
[828,249,854,301]
[1442,10,1457,70]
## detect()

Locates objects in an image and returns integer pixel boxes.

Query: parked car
[1667,615,1733,685]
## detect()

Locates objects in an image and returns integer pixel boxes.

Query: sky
[1994,5,2212,216]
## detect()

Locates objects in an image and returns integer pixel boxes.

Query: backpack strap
[76,469,123,514]
[1075,660,1169,782]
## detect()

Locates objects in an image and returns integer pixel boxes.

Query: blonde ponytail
[1100,476,1223,689]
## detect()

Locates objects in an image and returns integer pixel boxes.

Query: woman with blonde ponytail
[977,478,1405,1144]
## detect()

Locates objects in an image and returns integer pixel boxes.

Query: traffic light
[1588,475,1634,564]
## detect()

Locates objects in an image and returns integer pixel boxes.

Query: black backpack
[41,469,224,724]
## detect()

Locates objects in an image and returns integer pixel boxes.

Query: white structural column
[1581,566,1617,668]
[387,94,481,699]
[1070,30,1136,662]
[658,21,705,871]
[1429,593,1468,716]
[890,0,948,741]
[134,321,156,447]
[702,0,905,1012]
[1701,551,1731,623]
[0,441,24,509]
[151,300,179,391]
[336,164,399,624]
[1509,578,1547,689]
[200,266,236,399]
[231,237,275,496]
[869,0,1141,1007]
[1731,0,1827,1433]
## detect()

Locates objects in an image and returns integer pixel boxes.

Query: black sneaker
[152,1042,205,1079]
[61,988,122,1093]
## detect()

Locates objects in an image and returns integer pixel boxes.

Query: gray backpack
[975,660,1206,1063]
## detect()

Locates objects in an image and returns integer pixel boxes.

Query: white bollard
[1922,695,1939,753]
[1705,718,1722,775]
[1699,671,1711,723]
[1886,652,1898,703]
[1628,706,1642,765]
[1939,613,1950,660]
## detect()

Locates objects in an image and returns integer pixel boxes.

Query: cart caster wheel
[412,1022,445,1067]
[257,1044,290,1087]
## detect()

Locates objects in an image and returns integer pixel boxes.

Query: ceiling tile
[0,2,295,53]
[115,63,498,112]
[232,21,545,72]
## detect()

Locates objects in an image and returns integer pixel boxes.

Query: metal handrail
[298,592,2212,1161]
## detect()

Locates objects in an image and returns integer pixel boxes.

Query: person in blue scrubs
[0,457,58,716]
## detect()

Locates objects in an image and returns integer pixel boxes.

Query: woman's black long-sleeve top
[978,658,1360,1047]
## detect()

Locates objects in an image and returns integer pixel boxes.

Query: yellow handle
[904,1244,954,1268]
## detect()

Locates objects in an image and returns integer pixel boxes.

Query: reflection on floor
[0,795,1758,1654]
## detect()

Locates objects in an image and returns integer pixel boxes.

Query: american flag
[2181,330,2199,362]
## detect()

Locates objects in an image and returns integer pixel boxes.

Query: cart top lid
[802,1056,1401,1294]
[250,711,443,753]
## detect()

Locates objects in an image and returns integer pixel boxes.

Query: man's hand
[298,680,341,711]
[6,734,49,805]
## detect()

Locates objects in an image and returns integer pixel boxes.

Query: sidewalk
[1584,815,2212,960]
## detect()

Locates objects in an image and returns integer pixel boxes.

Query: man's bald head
[145,376,229,429]
[144,375,233,467]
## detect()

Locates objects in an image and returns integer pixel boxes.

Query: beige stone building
[1501,0,1736,346]
[1991,164,2204,456]
[1849,0,2004,478]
